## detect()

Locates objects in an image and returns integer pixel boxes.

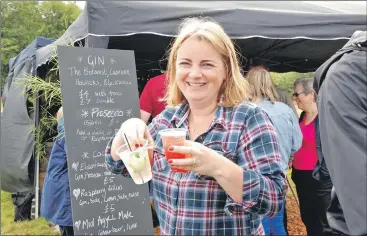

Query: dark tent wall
[106,33,350,73]
[2,37,55,103]
[36,1,366,72]
[1,37,55,193]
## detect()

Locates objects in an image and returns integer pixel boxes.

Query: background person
[247,68,302,236]
[292,78,332,236]
[140,73,167,124]
[248,59,298,116]
[41,107,74,236]
[247,59,297,234]
[105,17,286,235]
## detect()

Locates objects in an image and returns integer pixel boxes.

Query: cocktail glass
[116,139,152,184]
[159,128,188,173]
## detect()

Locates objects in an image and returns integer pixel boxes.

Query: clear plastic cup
[159,128,188,173]
[116,139,152,184]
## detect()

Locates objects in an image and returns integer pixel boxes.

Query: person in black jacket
[313,30,367,236]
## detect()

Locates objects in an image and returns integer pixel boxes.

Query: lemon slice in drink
[129,152,146,172]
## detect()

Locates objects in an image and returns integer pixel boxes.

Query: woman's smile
[186,82,207,87]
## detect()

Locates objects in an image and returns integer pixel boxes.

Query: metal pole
[33,63,41,219]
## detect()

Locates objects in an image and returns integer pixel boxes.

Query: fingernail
[168,146,174,151]
[135,144,139,148]
[168,160,173,164]
[140,144,143,147]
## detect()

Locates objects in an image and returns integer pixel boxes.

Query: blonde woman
[105,17,286,235]
[247,68,302,236]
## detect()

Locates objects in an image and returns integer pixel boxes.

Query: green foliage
[1,1,81,88]
[271,71,315,96]
[37,1,81,40]
[14,67,61,160]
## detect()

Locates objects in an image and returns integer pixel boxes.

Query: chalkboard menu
[57,46,154,235]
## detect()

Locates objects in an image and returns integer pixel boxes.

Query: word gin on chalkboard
[57,46,154,236]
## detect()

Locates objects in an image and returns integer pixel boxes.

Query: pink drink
[159,128,188,173]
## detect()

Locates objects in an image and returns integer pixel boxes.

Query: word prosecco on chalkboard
[57,46,153,236]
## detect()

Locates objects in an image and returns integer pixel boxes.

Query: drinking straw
[123,133,132,151]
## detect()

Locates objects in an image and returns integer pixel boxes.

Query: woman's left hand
[168,140,224,177]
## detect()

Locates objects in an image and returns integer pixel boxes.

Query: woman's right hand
[110,118,153,161]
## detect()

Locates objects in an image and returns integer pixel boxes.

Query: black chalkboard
[57,46,154,236]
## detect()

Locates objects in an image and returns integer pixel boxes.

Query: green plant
[15,73,61,161]
[13,35,80,161]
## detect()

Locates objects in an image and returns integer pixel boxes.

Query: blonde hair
[246,68,279,104]
[163,17,251,107]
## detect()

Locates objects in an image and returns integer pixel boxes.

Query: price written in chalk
[58,46,153,235]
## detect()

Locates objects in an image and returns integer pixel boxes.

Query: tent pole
[33,67,41,219]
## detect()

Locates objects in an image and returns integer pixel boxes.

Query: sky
[61,1,85,9]
[75,1,86,9]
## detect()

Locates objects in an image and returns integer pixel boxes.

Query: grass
[1,191,60,235]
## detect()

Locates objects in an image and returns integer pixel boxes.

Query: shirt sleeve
[105,113,163,176]
[147,112,163,140]
[105,136,130,176]
[224,107,286,217]
[140,80,153,114]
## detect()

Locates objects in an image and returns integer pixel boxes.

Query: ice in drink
[117,140,152,184]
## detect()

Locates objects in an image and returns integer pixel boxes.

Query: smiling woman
[175,38,225,107]
[105,16,286,235]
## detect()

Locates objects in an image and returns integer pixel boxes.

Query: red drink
[159,129,188,173]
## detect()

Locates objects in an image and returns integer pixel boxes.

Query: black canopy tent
[1,36,55,220]
[36,1,366,73]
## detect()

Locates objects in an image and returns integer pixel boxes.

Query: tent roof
[10,36,55,72]
[36,1,366,72]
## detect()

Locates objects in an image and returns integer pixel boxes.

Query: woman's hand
[170,140,244,203]
[110,118,153,161]
[168,140,225,177]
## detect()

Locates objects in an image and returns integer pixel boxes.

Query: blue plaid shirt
[105,102,286,235]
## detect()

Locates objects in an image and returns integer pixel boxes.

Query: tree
[1,1,81,88]
[271,71,315,96]
[38,1,80,39]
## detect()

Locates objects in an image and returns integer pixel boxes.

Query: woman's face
[294,84,314,111]
[175,38,226,106]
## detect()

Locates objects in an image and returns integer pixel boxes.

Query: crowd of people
[40,17,366,236]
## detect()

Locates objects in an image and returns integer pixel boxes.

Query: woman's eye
[203,63,214,68]
[179,62,190,66]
